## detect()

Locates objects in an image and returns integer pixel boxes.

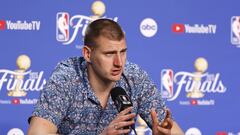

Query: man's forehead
[95,37,126,49]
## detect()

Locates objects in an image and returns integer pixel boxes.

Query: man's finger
[161,109,172,128]
[115,129,131,135]
[115,120,135,129]
[150,108,159,126]
[166,118,173,129]
[161,120,168,128]
[157,126,171,135]
[119,107,133,115]
[161,117,174,129]
[116,113,136,122]
[166,109,171,119]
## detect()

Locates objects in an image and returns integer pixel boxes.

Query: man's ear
[82,46,92,63]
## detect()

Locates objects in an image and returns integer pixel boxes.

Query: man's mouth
[111,69,122,76]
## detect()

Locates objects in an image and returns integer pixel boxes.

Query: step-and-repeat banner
[0,0,239,135]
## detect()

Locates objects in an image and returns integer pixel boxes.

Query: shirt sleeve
[134,67,167,129]
[30,61,75,127]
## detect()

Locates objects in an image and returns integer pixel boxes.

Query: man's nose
[113,53,123,67]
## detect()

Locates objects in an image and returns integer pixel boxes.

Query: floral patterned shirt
[31,57,166,135]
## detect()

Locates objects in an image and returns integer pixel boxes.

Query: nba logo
[120,95,128,101]
[231,16,240,46]
[56,12,70,42]
[161,69,174,98]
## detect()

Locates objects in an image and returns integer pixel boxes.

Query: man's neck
[87,64,115,108]
[88,65,116,95]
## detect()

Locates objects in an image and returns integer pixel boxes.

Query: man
[28,19,184,135]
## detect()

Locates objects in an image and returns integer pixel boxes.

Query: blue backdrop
[0,0,239,135]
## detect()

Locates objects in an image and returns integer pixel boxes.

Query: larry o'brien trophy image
[136,115,148,135]
[90,1,106,20]
[187,57,208,98]
[8,55,31,97]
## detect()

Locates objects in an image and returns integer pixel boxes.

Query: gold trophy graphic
[136,115,148,135]
[8,55,31,97]
[90,1,106,20]
[187,57,208,98]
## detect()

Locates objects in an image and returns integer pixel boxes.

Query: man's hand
[101,107,136,135]
[151,108,173,135]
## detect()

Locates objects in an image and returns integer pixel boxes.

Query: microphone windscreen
[110,87,132,112]
[110,87,127,101]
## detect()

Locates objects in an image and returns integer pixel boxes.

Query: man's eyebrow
[121,48,127,52]
[103,48,127,53]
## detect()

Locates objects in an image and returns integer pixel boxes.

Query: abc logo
[7,128,24,135]
[141,24,156,30]
[185,127,202,135]
[140,18,158,37]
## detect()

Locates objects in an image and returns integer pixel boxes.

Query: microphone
[110,87,132,112]
[110,87,137,135]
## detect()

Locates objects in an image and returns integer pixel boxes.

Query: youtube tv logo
[216,131,227,135]
[172,24,185,33]
[0,20,6,30]
[191,99,198,105]
[11,98,20,104]
[172,23,217,34]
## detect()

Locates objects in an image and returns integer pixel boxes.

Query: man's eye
[121,51,126,55]
[106,53,113,57]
